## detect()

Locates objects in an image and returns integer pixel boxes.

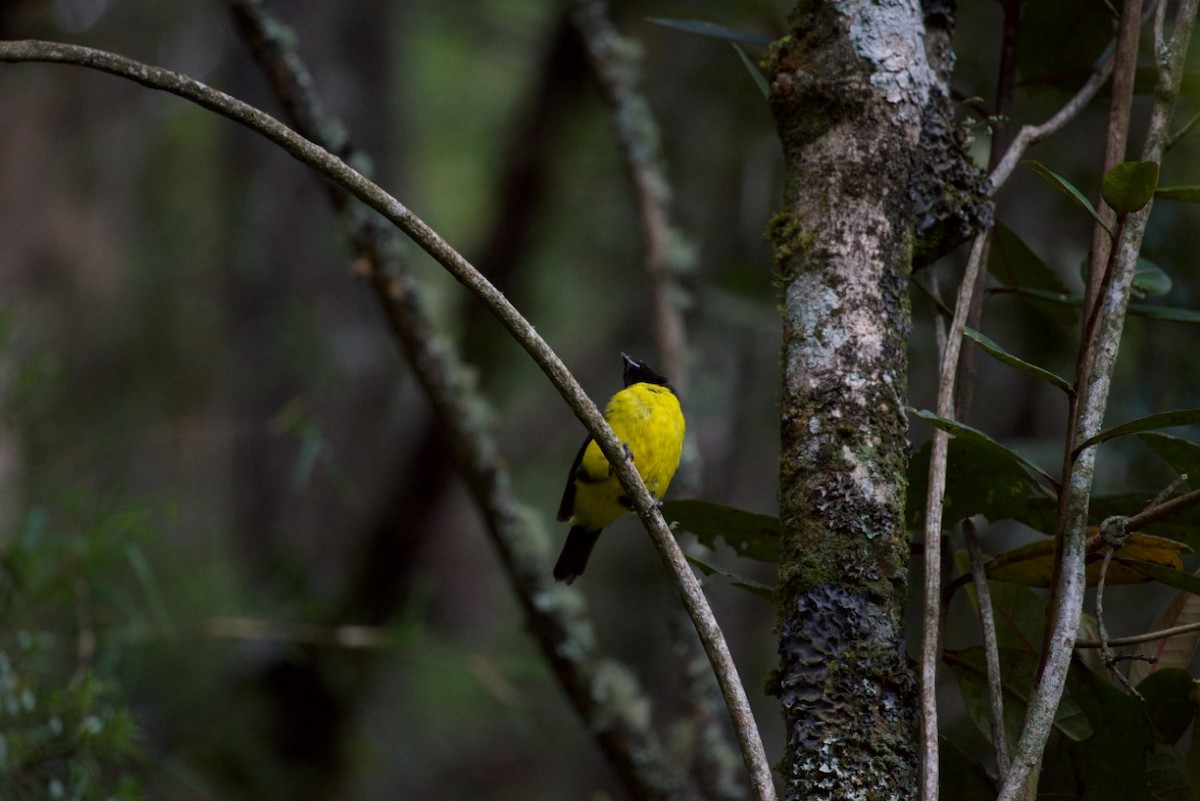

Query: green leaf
[1078,409,1200,451]
[908,438,1053,530]
[1130,583,1200,687]
[1127,303,1200,324]
[645,18,775,46]
[1023,160,1111,235]
[939,737,996,801]
[945,648,1093,746]
[1122,561,1200,597]
[1137,669,1196,744]
[1131,258,1173,299]
[1145,745,1193,801]
[732,43,770,98]
[1139,432,1200,490]
[684,552,774,600]
[964,327,1073,394]
[908,407,1058,487]
[1009,287,1200,324]
[661,500,780,563]
[1101,160,1159,215]
[1066,663,1156,801]
[1017,1,1114,87]
[1155,185,1200,203]
[988,222,1077,326]
[953,551,1049,652]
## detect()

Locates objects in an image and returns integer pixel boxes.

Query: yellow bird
[554,354,686,583]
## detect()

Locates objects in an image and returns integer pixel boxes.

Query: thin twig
[988,57,1115,191]
[919,231,990,801]
[0,37,773,800]
[1093,517,1144,699]
[1076,619,1200,649]
[963,519,1010,780]
[1127,485,1200,530]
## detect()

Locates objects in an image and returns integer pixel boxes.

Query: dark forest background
[2,1,1199,799]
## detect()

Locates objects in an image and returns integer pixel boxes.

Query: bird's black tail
[553,526,602,584]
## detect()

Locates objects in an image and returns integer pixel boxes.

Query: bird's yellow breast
[570,383,685,531]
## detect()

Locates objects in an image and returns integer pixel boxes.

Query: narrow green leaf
[125,543,176,637]
[945,648,1093,744]
[1066,663,1156,801]
[908,408,1058,487]
[1128,303,1200,323]
[1137,669,1196,744]
[1123,561,1200,596]
[939,737,997,801]
[661,500,780,563]
[1077,409,1200,451]
[998,288,1200,324]
[1155,185,1200,203]
[684,552,774,600]
[732,43,770,98]
[1145,744,1193,801]
[989,221,1077,326]
[1132,258,1172,299]
[964,327,1073,393]
[1023,160,1112,235]
[1139,432,1200,490]
[953,551,1049,652]
[1101,160,1159,214]
[645,17,775,46]
[908,438,1053,530]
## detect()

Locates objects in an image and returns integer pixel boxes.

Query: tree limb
[1,35,773,799]
[221,4,691,797]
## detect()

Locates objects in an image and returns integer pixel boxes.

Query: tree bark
[766,2,973,797]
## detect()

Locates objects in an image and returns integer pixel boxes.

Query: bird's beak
[621,352,637,369]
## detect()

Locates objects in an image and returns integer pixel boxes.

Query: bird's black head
[621,353,673,389]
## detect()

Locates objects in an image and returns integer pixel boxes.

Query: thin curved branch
[919,231,989,801]
[988,57,1114,191]
[964,519,1010,781]
[0,38,772,801]
[222,5,690,797]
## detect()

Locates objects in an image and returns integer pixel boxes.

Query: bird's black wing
[557,436,592,521]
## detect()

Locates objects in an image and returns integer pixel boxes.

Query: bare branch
[919,231,990,801]
[988,57,1114,191]
[0,37,772,800]
[964,520,1010,780]
[1076,620,1200,649]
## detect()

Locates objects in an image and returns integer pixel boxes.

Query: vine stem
[919,232,988,801]
[0,39,775,801]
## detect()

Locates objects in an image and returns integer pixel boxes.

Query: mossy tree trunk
[766,2,979,798]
